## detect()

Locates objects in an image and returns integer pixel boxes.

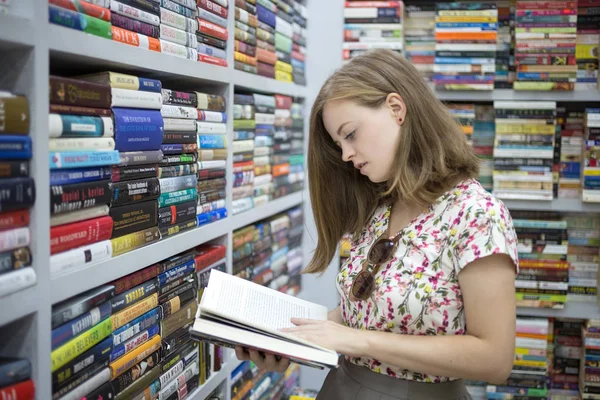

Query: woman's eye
[344,131,355,140]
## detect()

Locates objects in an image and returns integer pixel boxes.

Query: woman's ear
[386,93,407,126]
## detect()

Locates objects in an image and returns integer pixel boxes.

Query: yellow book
[110,334,161,379]
[75,71,146,91]
[111,226,160,257]
[275,70,293,83]
[435,16,497,23]
[112,292,158,330]
[495,124,555,134]
[275,60,293,74]
[51,317,113,373]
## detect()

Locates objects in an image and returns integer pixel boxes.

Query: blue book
[50,166,112,185]
[257,4,276,27]
[113,108,164,152]
[112,307,161,347]
[138,77,162,93]
[0,136,32,159]
[157,260,196,287]
[49,114,106,137]
[198,135,226,149]
[110,324,160,362]
[51,302,112,350]
[197,207,227,226]
[49,151,120,169]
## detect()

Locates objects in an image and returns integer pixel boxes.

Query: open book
[190,269,340,370]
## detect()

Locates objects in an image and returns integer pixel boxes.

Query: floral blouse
[336,178,519,383]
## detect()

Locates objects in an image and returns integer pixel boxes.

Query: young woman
[235,49,519,400]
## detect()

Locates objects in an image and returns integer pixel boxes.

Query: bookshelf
[0,1,311,399]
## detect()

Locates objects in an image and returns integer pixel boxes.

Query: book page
[200,269,328,330]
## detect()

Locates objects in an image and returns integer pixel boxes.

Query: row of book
[232,205,303,294]
[234,0,308,85]
[0,93,36,298]
[50,242,227,399]
[48,71,229,279]
[231,361,301,400]
[343,0,600,91]
[48,0,230,67]
[232,91,305,215]
[445,101,600,203]
[466,318,600,400]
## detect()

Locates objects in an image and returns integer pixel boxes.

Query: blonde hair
[304,49,480,274]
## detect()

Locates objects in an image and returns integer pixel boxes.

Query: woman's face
[323,97,405,183]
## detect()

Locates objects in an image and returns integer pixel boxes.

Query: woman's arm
[328,305,343,324]
[285,254,516,384]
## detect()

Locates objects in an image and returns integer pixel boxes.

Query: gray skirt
[316,358,473,400]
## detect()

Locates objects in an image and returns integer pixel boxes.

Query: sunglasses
[350,233,401,301]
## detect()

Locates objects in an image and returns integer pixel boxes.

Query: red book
[274,94,293,109]
[198,0,228,19]
[195,244,226,272]
[50,216,113,255]
[198,53,228,67]
[0,379,35,400]
[197,18,228,41]
[0,210,29,231]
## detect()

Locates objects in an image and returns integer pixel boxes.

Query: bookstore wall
[1,0,600,399]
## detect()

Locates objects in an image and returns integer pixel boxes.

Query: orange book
[234,51,258,66]
[272,163,290,177]
[256,48,277,65]
[435,32,498,41]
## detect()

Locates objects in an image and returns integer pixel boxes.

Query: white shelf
[517,302,600,319]
[0,14,35,48]
[232,70,307,98]
[0,285,38,326]
[502,199,600,213]
[430,82,600,102]
[50,192,304,304]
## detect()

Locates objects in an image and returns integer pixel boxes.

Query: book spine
[111,292,158,330]
[109,335,161,380]
[161,7,198,32]
[110,226,160,257]
[199,0,228,18]
[118,150,163,166]
[49,0,112,21]
[110,323,159,362]
[109,177,160,206]
[197,17,229,40]
[197,121,227,134]
[49,76,111,109]
[0,160,29,179]
[158,201,196,227]
[161,0,195,18]
[159,175,197,193]
[110,0,160,25]
[48,137,115,152]
[112,108,164,152]
[198,7,228,28]
[48,114,113,138]
[48,5,113,39]
[119,0,160,15]
[111,278,158,315]
[159,218,196,237]
[0,227,30,253]
[49,104,112,117]
[112,263,160,295]
[0,95,29,134]
[50,166,112,186]
[0,178,35,214]
[159,163,198,178]
[160,39,198,61]
[50,179,111,215]
[197,207,227,226]
[111,25,162,52]
[160,24,198,47]
[0,246,32,274]
[0,380,35,400]
[50,215,114,254]
[51,301,112,350]
[0,359,31,388]
[110,199,158,238]
[50,317,113,373]
[51,284,115,329]
[158,188,197,207]
[111,307,161,346]
[111,88,163,110]
[160,105,199,120]
[162,132,197,144]
[161,89,197,107]
[0,136,32,159]
[112,350,160,394]
[49,151,121,169]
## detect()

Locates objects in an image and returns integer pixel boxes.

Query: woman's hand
[281,318,366,358]
[234,346,291,373]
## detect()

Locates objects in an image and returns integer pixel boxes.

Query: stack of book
[404,3,435,81]
[195,243,227,385]
[267,211,290,292]
[548,318,583,400]
[576,0,599,85]
[513,0,578,91]
[196,0,229,67]
[257,0,277,79]
[473,104,495,192]
[232,93,256,215]
[51,285,115,399]
[159,1,198,62]
[275,0,294,83]
[289,99,305,194]
[564,214,600,304]
[342,1,404,63]
[234,0,259,75]
[231,361,300,400]
[495,0,514,89]
[580,319,600,396]
[0,358,34,399]
[195,92,228,226]
[512,211,569,309]
[254,93,276,206]
[557,108,584,199]
[284,205,303,295]
[78,71,164,258]
[48,75,120,277]
[492,101,557,201]
[583,108,600,202]
[487,317,550,400]
[158,88,199,239]
[273,94,292,199]
[0,92,35,297]
[232,225,254,282]
[48,0,112,40]
[433,2,498,91]
[447,103,475,146]
[292,0,308,85]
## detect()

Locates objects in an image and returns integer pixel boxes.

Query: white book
[111,88,163,110]
[191,269,340,370]
[0,268,37,298]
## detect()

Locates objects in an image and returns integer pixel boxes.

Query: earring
[398,117,403,124]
